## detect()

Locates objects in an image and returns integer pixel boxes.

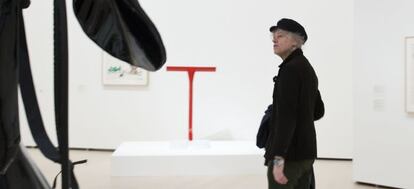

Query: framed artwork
[406,37,414,113]
[102,52,148,86]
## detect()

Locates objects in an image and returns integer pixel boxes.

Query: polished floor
[26,148,389,189]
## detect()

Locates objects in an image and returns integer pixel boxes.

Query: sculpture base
[111,140,265,176]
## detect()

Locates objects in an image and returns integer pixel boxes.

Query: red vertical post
[188,70,195,141]
[167,66,216,141]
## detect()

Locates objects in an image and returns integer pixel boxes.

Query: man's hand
[273,163,288,184]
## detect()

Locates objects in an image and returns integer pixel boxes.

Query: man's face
[271,30,297,58]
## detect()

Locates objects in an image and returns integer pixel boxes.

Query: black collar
[278,48,303,68]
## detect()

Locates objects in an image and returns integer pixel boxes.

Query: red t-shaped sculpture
[166,66,216,141]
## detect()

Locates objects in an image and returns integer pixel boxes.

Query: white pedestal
[111,140,266,176]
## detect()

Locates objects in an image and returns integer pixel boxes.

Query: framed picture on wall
[102,52,148,86]
[406,37,414,113]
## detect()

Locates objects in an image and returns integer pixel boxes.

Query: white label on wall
[406,37,414,113]
[373,85,386,112]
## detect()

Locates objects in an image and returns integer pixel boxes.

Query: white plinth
[111,140,266,176]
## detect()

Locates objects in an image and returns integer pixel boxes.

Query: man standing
[264,18,324,189]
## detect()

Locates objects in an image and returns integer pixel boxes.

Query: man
[264,18,324,189]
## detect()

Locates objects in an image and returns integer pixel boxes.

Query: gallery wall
[19,0,354,158]
[353,0,414,188]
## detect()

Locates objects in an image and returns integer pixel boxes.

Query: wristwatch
[273,156,285,167]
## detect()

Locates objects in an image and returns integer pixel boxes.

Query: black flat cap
[269,18,308,42]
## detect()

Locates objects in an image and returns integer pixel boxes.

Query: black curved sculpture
[73,0,167,71]
[0,0,27,178]
[0,0,166,188]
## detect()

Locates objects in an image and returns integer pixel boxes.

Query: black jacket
[264,49,324,163]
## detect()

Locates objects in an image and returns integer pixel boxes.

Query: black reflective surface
[0,0,21,175]
[0,146,51,189]
[73,0,167,71]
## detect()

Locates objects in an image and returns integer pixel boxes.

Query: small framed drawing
[406,37,414,113]
[102,51,148,86]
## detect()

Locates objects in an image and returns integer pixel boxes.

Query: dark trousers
[0,176,7,189]
[267,159,315,189]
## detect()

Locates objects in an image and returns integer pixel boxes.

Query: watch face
[273,159,284,166]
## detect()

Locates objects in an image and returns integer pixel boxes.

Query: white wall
[20,0,354,158]
[353,0,414,188]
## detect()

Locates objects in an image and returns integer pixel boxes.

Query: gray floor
[26,148,387,189]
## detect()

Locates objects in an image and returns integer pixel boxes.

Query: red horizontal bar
[166,66,216,72]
